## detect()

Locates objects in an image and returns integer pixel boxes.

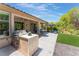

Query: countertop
[0,35,9,39]
[19,34,39,39]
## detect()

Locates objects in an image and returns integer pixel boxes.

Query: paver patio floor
[33,32,58,56]
[0,32,58,56]
[0,45,23,56]
[54,43,79,56]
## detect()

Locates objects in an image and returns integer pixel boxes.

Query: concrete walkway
[54,43,79,56]
[0,32,58,56]
[0,45,23,56]
[33,32,58,56]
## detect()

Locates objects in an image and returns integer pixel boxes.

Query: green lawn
[57,33,79,47]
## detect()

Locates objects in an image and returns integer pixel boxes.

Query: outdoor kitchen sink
[12,30,39,56]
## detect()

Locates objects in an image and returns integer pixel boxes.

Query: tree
[58,8,79,33]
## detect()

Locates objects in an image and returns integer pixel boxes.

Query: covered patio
[0,4,49,56]
[0,32,58,56]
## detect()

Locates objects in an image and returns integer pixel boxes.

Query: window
[0,14,9,20]
[15,22,24,30]
[0,10,9,35]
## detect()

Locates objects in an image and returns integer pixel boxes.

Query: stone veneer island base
[18,34,39,56]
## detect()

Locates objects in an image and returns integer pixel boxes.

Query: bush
[76,30,79,35]
[53,26,58,31]
[47,26,53,32]
[73,30,79,35]
[67,29,74,34]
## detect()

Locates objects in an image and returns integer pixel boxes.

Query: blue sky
[7,3,79,22]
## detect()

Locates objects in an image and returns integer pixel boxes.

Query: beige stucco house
[0,3,48,52]
[0,3,48,35]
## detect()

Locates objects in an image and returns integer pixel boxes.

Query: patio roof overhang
[0,3,48,24]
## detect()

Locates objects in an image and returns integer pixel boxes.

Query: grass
[57,33,79,47]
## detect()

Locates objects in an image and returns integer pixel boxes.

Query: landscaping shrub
[47,26,53,32]
[53,26,58,31]
[73,30,79,35]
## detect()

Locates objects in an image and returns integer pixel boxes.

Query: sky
[7,3,79,22]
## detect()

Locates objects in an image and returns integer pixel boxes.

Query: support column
[37,22,41,34]
[24,20,31,32]
[9,13,15,36]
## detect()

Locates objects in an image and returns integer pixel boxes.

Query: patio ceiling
[14,16,38,24]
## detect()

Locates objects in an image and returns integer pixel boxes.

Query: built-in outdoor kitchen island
[12,30,39,56]
[19,33,39,56]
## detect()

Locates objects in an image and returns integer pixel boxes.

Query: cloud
[17,3,35,8]
[16,3,63,22]
[17,3,61,11]
[49,4,60,10]
[36,4,47,11]
[17,3,47,11]
[53,5,60,10]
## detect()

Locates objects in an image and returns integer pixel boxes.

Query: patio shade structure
[0,3,48,35]
[0,3,48,51]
